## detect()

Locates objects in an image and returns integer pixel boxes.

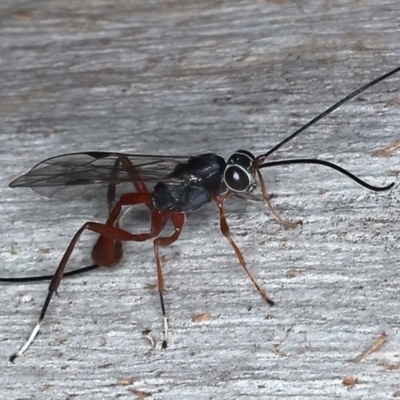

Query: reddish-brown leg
[256,169,300,229]
[102,155,155,262]
[91,191,155,267]
[10,192,169,362]
[214,195,275,306]
[152,212,186,348]
[117,155,153,201]
[106,157,123,213]
[106,155,154,211]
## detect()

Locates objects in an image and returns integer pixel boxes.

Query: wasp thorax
[224,150,256,193]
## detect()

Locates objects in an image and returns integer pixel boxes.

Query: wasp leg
[256,169,301,229]
[214,196,274,306]
[152,212,186,348]
[10,192,168,362]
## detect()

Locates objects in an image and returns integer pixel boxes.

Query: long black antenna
[256,65,400,161]
[258,158,394,192]
[0,264,100,283]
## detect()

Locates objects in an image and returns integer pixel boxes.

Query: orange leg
[117,155,153,201]
[91,192,156,267]
[214,195,274,306]
[10,192,169,362]
[256,169,300,229]
[102,155,155,261]
[106,154,154,211]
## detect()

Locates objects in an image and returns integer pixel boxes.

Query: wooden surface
[1,1,400,399]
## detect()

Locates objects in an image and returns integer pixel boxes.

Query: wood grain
[0,1,399,399]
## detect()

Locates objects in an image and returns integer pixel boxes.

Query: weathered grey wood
[1,1,400,399]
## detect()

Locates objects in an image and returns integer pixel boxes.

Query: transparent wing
[9,151,190,199]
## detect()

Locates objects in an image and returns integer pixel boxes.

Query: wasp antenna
[0,264,100,284]
[256,65,400,161]
[258,158,394,192]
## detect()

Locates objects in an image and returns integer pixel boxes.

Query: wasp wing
[9,152,190,199]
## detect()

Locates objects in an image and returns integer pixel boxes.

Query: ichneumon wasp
[2,65,399,362]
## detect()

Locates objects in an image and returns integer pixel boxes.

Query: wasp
[3,65,399,361]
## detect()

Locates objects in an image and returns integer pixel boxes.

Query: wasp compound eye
[224,150,256,192]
